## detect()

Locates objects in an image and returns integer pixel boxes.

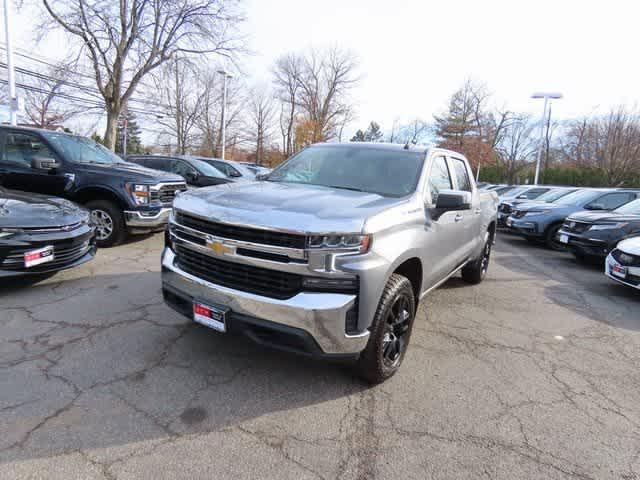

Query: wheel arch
[73,186,127,210]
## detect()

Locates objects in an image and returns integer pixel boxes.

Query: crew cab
[0,126,186,247]
[161,143,498,383]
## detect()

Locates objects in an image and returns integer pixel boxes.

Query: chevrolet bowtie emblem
[207,239,233,255]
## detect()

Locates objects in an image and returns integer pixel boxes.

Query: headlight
[307,234,371,253]
[0,228,21,239]
[523,210,551,216]
[125,183,151,205]
[589,222,628,231]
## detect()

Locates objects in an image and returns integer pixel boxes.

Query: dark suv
[127,155,234,187]
[0,126,186,247]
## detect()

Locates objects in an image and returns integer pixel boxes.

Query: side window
[592,193,635,210]
[210,160,230,176]
[171,160,196,178]
[2,132,56,167]
[451,158,472,192]
[428,156,453,204]
[145,158,168,172]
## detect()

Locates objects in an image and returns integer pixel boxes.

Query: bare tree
[41,0,244,149]
[152,58,203,154]
[22,62,84,129]
[245,86,277,165]
[563,107,640,185]
[273,53,302,157]
[495,114,537,183]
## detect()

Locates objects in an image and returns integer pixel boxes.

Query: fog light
[302,276,358,293]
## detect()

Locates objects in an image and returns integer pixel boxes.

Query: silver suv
[161,143,498,383]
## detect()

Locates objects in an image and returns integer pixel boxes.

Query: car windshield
[614,198,640,215]
[189,159,227,178]
[554,189,600,206]
[501,186,528,198]
[266,145,424,197]
[537,189,576,203]
[41,132,125,165]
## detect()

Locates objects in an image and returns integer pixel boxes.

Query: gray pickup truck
[161,143,498,383]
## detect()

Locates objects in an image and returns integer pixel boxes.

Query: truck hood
[77,161,184,183]
[617,237,640,255]
[173,181,412,233]
[0,188,88,228]
[568,210,640,223]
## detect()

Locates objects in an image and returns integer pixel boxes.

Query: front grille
[175,212,306,249]
[174,244,303,299]
[152,184,187,205]
[611,248,640,267]
[0,236,93,272]
[562,220,589,234]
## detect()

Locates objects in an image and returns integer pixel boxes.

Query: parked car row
[488,182,640,291]
[0,126,269,280]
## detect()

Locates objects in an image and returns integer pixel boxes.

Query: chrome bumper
[161,247,369,355]
[124,208,172,228]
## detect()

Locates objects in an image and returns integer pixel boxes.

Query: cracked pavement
[1,233,639,479]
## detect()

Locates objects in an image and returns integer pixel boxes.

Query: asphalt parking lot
[1,233,639,480]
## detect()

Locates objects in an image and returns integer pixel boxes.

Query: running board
[420,259,469,299]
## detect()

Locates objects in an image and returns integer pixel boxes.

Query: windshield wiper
[328,184,365,192]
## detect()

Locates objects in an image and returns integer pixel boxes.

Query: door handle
[455,213,464,222]
[474,208,481,215]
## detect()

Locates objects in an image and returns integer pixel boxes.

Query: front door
[0,130,68,196]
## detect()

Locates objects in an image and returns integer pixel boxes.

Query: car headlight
[0,228,21,239]
[307,234,371,253]
[523,210,551,216]
[589,222,628,231]
[125,183,151,205]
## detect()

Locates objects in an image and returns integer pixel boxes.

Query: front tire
[355,274,416,385]
[545,224,565,251]
[86,200,126,248]
[461,232,492,284]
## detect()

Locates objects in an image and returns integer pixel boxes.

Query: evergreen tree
[116,110,144,155]
[350,121,383,142]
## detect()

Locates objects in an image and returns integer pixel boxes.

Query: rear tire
[86,200,126,248]
[461,232,492,284]
[355,274,416,385]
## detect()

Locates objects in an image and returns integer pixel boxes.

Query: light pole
[217,69,232,159]
[531,92,562,185]
[3,0,17,125]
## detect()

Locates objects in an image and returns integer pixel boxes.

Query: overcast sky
[6,0,640,137]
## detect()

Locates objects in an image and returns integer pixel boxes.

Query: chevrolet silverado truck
[161,143,498,383]
[0,126,187,247]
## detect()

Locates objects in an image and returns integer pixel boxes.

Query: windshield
[537,189,576,203]
[501,186,528,198]
[554,189,599,206]
[189,159,227,178]
[42,132,124,165]
[614,198,640,215]
[266,145,424,197]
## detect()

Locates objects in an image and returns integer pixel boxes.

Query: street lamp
[217,69,233,159]
[531,92,562,185]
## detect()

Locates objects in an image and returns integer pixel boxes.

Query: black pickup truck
[0,126,186,247]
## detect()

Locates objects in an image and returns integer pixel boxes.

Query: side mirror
[31,156,61,171]
[434,190,472,211]
[185,171,198,183]
[256,173,267,181]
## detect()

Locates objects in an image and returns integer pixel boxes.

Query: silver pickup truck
[161,143,498,383]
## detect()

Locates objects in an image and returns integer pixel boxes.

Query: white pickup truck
[161,143,499,383]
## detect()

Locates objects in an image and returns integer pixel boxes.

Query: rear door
[587,192,637,210]
[448,156,478,261]
[0,130,68,196]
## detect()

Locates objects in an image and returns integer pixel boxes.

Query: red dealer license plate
[24,246,54,268]
[193,302,227,333]
[611,264,627,279]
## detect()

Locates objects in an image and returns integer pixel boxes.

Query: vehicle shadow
[0,271,368,465]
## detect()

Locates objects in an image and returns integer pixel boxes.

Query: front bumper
[605,253,640,289]
[506,217,542,236]
[161,247,369,356]
[555,228,610,257]
[124,207,172,231]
